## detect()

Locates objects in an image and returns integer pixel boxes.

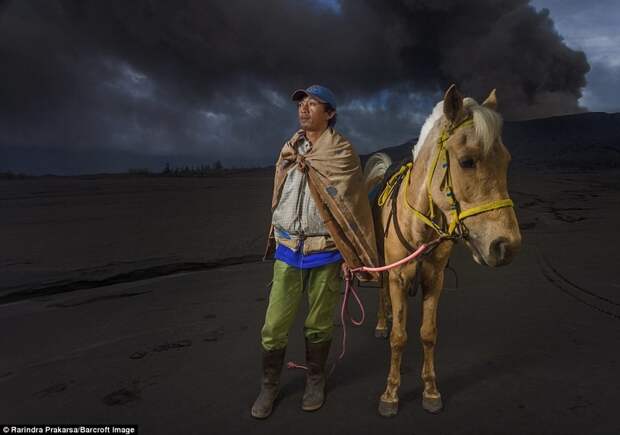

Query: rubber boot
[301,339,331,411]
[251,347,286,419]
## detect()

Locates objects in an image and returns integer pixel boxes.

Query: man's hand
[340,261,350,278]
[282,129,307,163]
[341,261,376,282]
[286,129,306,149]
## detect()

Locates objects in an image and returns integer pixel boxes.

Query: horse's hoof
[374,328,388,339]
[422,395,443,414]
[378,399,399,417]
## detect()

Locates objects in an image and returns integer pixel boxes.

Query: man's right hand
[286,129,306,148]
[282,129,306,162]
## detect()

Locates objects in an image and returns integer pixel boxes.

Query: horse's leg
[378,268,413,417]
[375,276,389,338]
[419,259,447,414]
[374,211,390,338]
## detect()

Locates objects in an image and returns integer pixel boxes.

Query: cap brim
[291,89,309,101]
[291,89,327,104]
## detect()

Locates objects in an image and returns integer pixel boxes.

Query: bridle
[377,116,514,242]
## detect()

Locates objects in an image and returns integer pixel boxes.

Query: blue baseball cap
[291,84,337,109]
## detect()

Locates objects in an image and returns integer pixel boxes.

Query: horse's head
[429,85,521,267]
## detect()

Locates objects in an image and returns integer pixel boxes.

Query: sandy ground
[1,168,620,434]
[0,170,275,294]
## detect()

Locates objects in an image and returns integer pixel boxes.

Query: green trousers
[261,259,342,351]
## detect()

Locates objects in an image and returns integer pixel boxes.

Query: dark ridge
[360,112,620,170]
[0,255,263,305]
[46,290,152,308]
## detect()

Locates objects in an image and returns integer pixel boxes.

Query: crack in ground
[538,249,620,321]
[0,255,263,305]
[46,290,152,308]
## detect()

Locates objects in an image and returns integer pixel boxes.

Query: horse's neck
[396,127,440,242]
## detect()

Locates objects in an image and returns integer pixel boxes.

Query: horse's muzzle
[488,236,520,267]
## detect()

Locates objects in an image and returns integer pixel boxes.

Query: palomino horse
[363,84,522,417]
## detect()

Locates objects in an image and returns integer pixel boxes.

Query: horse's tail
[363,152,392,195]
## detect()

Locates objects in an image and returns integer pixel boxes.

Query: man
[251,85,379,419]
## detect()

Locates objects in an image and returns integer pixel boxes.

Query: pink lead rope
[337,242,431,359]
[287,239,444,371]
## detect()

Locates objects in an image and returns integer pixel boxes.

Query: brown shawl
[263,127,380,282]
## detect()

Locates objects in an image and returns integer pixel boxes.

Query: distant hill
[360,112,620,170]
[4,112,619,176]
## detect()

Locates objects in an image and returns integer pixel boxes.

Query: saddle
[368,155,414,207]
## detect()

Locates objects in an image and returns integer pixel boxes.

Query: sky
[1,0,618,175]
[530,0,620,113]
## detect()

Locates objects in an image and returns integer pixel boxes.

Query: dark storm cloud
[531,0,620,113]
[0,0,591,174]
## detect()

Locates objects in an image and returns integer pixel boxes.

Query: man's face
[297,96,334,132]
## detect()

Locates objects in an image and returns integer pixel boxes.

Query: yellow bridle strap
[425,118,474,221]
[403,166,448,236]
[447,199,514,235]
[458,199,514,220]
[425,133,444,220]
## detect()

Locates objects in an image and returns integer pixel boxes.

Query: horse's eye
[459,158,476,169]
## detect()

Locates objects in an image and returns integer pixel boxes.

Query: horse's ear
[482,89,498,110]
[443,84,463,122]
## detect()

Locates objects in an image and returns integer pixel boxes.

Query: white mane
[412,100,444,161]
[412,97,503,162]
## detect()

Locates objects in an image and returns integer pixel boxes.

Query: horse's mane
[412,97,503,162]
